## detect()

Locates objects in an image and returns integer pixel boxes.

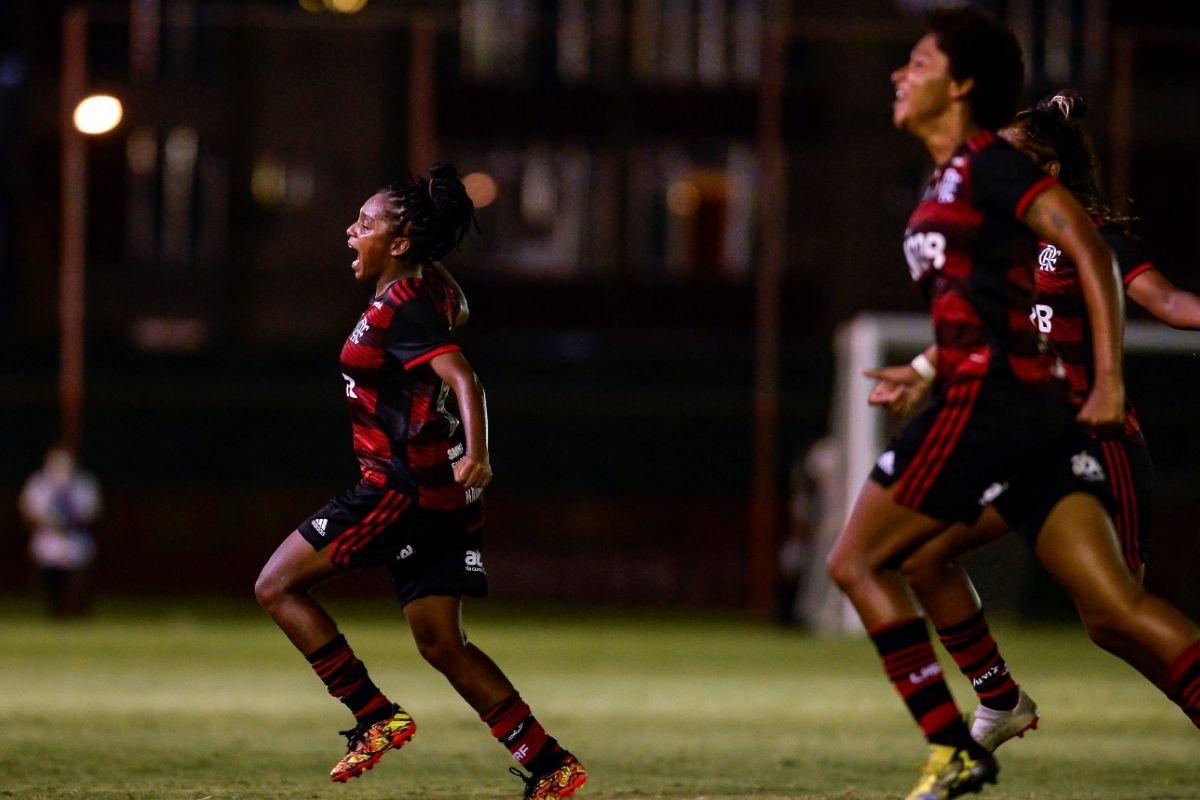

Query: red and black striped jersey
[1032,221,1153,440]
[338,275,476,510]
[903,131,1061,388]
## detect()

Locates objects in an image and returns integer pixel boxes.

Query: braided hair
[1007,91,1133,226]
[378,162,476,263]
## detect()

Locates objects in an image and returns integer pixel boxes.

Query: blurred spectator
[19,445,102,617]
[777,437,839,627]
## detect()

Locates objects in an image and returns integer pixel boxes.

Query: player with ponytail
[872,89,1200,763]
[255,164,587,799]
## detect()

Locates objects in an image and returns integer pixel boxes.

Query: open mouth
[348,240,360,269]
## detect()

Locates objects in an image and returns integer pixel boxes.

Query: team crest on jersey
[936,168,962,203]
[1071,451,1106,482]
[1038,244,1062,271]
[349,316,370,344]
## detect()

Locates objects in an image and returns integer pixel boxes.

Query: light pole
[59,5,123,448]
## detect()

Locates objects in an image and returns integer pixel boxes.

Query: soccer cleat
[509,753,588,800]
[905,743,998,800]
[967,690,1039,752]
[329,704,416,783]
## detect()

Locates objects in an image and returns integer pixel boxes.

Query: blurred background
[1,0,1198,624]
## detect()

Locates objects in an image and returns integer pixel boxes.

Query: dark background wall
[2,0,1198,617]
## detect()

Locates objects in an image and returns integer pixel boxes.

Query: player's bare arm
[1127,268,1200,330]
[431,350,492,489]
[1024,184,1125,429]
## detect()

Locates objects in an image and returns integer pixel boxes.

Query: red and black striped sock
[306,634,392,725]
[936,609,1020,711]
[1167,639,1200,728]
[482,693,564,776]
[871,616,975,750]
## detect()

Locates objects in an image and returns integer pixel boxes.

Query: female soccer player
[823,9,1130,799]
[254,164,587,800]
[871,91,1200,749]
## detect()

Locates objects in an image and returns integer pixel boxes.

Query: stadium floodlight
[72,94,123,135]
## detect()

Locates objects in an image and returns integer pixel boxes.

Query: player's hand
[864,364,930,417]
[453,454,493,489]
[1076,381,1125,434]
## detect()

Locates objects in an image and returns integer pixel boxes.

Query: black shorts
[993,433,1153,571]
[870,372,1076,524]
[299,482,487,606]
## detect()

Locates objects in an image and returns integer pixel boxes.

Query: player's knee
[825,547,865,592]
[413,632,464,672]
[1079,600,1140,654]
[253,569,284,610]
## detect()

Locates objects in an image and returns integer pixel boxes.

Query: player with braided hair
[255,164,587,799]
[870,89,1200,755]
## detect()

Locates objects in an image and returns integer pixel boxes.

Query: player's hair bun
[423,162,474,262]
[1039,90,1087,122]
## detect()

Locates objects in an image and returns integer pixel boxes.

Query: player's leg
[829,372,1081,797]
[827,480,997,799]
[404,594,587,799]
[901,510,1039,751]
[404,593,514,710]
[254,530,341,651]
[1034,492,1200,727]
[1091,438,1170,689]
[256,491,416,782]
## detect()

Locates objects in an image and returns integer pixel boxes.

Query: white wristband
[910,353,936,383]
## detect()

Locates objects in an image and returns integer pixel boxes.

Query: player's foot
[509,753,588,799]
[329,704,416,782]
[967,690,1039,752]
[905,743,998,800]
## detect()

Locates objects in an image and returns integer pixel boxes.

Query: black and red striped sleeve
[1098,223,1155,285]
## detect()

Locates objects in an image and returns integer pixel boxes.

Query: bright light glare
[463,172,499,209]
[325,0,369,12]
[73,94,123,135]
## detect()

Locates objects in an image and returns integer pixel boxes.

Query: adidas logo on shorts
[1070,452,1106,482]
[312,518,328,536]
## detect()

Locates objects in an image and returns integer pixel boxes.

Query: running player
[870,91,1200,748]
[823,9,1130,799]
[254,163,587,800]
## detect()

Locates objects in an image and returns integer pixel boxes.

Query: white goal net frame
[799,311,1199,633]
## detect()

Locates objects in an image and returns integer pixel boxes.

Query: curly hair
[926,6,1024,132]
[378,162,476,263]
[1007,91,1133,226]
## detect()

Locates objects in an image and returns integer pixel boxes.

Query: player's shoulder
[962,132,1033,172]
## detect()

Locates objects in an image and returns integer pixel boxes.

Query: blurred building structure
[1,0,1198,615]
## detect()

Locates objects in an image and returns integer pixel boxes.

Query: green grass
[0,598,1195,799]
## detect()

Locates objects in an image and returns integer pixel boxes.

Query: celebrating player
[823,8,1131,799]
[254,163,587,800]
[870,91,1200,747]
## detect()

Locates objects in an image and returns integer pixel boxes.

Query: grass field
[0,597,1195,800]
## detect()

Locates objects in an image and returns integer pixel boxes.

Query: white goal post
[798,312,1200,633]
